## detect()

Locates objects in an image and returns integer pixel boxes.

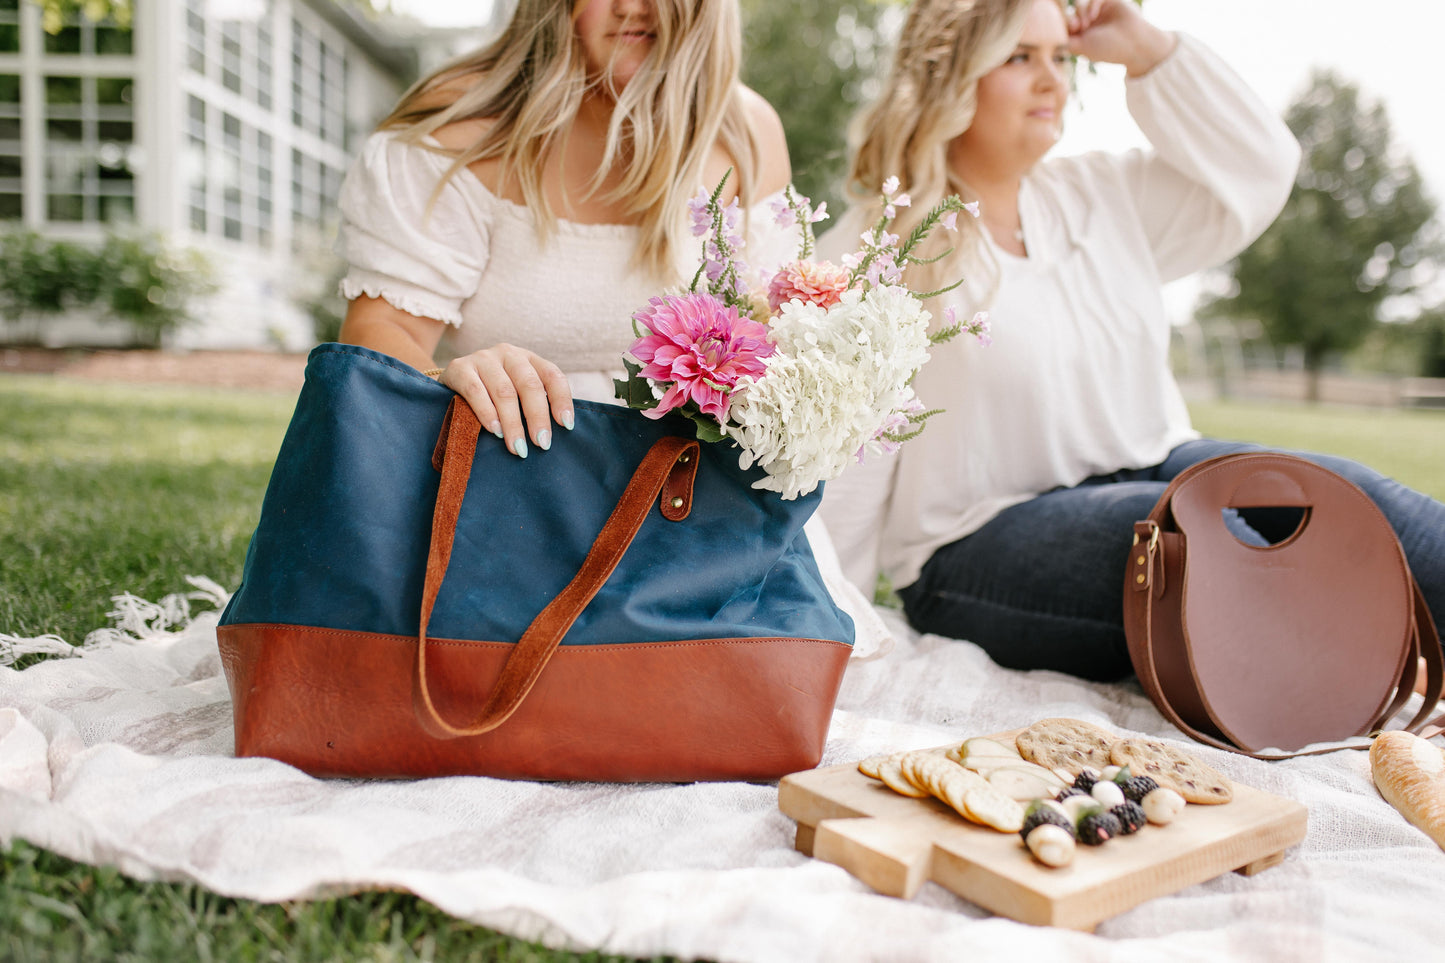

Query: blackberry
[1120,775,1159,803]
[1020,801,1077,842]
[1076,810,1122,846]
[1110,800,1147,835]
[1072,769,1100,793]
[1056,786,1088,802]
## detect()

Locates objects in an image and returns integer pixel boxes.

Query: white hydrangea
[725,284,933,499]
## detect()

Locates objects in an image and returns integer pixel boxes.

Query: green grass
[1188,398,1445,500]
[1,375,1441,961]
[0,377,294,643]
[1,841,672,963]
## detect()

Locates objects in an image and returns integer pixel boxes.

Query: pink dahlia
[629,292,774,421]
[766,259,852,313]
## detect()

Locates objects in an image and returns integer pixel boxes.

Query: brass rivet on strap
[679,453,691,464]
[670,496,684,509]
[1135,574,1146,584]
[1136,555,1145,566]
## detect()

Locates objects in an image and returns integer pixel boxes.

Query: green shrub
[97,232,217,347]
[0,228,216,348]
[0,230,106,336]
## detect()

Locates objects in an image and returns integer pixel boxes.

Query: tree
[1200,71,1438,401]
[740,0,896,218]
[32,0,129,33]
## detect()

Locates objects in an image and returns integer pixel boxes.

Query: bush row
[0,229,218,348]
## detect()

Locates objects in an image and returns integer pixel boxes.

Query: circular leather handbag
[1122,453,1442,756]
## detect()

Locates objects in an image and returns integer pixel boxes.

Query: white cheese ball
[1090,780,1126,809]
[1142,787,1187,825]
[1026,824,1077,867]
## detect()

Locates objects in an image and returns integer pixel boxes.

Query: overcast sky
[389,0,1445,318]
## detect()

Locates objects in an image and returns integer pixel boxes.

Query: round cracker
[1015,717,1117,774]
[1109,737,1233,804]
[961,781,1026,833]
[876,753,930,798]
[856,754,891,780]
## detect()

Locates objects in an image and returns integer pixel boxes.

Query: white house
[0,0,496,350]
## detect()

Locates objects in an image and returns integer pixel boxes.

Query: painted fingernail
[488,421,503,439]
[560,410,575,431]
[536,429,552,451]
[511,437,528,459]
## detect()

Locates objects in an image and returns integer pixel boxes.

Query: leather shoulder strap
[413,398,701,739]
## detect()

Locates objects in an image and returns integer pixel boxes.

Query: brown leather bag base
[218,622,851,781]
[1123,453,1442,756]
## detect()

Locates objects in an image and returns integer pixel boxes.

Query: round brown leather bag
[1122,453,1442,756]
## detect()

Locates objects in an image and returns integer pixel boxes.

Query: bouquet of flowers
[614,174,990,500]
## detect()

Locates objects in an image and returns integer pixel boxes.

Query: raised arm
[1067,1,1301,281]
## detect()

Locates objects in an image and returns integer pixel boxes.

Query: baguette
[1370,730,1445,850]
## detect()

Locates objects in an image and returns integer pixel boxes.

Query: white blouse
[336,134,797,398]
[817,34,1302,595]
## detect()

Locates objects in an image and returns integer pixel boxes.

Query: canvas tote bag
[217,344,855,781]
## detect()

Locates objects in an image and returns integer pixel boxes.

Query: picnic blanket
[2,577,1442,962]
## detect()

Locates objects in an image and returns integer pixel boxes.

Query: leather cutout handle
[1226,468,1309,509]
[413,398,701,739]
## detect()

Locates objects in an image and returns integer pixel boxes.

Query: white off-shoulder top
[336,133,797,396]
[817,34,1304,595]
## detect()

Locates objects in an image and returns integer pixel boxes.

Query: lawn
[1,375,1441,961]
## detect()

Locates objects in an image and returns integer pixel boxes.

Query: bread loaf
[1370,730,1445,850]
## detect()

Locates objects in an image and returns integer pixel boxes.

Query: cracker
[1109,737,1233,804]
[961,780,1026,833]
[1015,718,1117,773]
[876,753,929,798]
[897,751,1023,832]
[856,754,891,780]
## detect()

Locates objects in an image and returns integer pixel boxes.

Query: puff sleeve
[336,132,492,326]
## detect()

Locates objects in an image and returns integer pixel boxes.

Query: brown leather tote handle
[412,398,701,739]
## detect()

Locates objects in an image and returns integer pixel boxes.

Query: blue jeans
[897,439,1445,681]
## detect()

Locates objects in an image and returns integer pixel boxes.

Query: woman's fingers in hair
[441,345,575,459]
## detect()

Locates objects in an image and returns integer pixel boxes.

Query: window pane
[45,76,83,104]
[46,119,83,142]
[100,194,135,223]
[44,26,82,54]
[95,78,133,105]
[99,120,133,142]
[95,27,133,55]
[0,24,18,54]
[47,195,85,221]
[0,155,19,177]
[0,118,18,139]
[0,0,18,11]
[0,75,17,102]
[0,193,19,219]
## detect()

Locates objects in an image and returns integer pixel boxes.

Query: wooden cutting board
[778,736,1308,931]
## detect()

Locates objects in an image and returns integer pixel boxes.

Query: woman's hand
[339,296,572,459]
[439,345,573,459]
[1067,0,1177,78]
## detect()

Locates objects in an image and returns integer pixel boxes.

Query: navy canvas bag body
[217,344,855,781]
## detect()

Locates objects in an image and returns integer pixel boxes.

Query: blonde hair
[846,0,1042,297]
[379,0,759,282]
